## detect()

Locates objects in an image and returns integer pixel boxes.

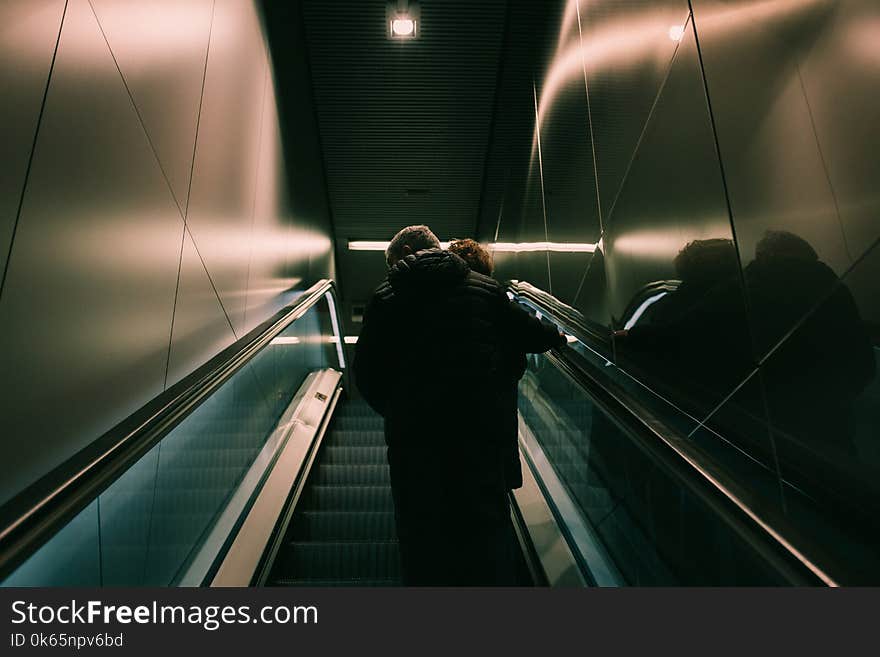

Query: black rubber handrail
[507,280,837,586]
[0,279,342,580]
[508,280,611,346]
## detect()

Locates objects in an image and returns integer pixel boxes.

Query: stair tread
[271,578,401,587]
[271,400,399,586]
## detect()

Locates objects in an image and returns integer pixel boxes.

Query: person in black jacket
[354,226,563,585]
[447,238,562,490]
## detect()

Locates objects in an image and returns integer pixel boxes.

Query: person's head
[385,225,441,267]
[755,230,818,263]
[673,238,737,283]
[447,238,494,276]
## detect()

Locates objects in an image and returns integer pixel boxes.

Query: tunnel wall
[0,0,335,508]
[480,0,880,570]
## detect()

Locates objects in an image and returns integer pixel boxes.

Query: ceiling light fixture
[348,240,452,251]
[387,1,420,40]
[392,18,415,36]
[491,241,597,253]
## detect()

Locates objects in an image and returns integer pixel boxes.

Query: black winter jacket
[354,249,562,518]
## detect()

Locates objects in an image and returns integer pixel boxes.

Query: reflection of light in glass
[556,0,581,50]
[529,13,693,165]
[698,0,830,39]
[668,25,685,42]
[850,18,880,67]
[270,337,301,345]
[66,2,216,68]
[624,292,669,330]
[391,18,415,36]
[330,336,360,344]
[614,224,729,258]
[324,291,346,368]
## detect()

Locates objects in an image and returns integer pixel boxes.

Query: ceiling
[300,0,508,244]
[288,0,565,330]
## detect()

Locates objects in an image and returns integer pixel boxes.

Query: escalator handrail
[0,279,343,580]
[507,279,610,347]
[507,281,837,587]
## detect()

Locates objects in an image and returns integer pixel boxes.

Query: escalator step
[272,578,399,587]
[268,399,404,586]
[278,541,401,580]
[331,417,384,432]
[312,464,390,485]
[333,404,376,416]
[323,430,386,447]
[320,446,387,465]
[301,485,395,511]
[290,511,397,541]
[334,402,378,413]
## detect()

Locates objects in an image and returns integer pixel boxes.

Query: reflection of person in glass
[744,230,875,459]
[615,237,751,409]
[606,238,751,567]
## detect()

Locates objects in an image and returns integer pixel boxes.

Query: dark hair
[385,225,441,266]
[755,230,818,263]
[673,238,737,283]
[448,238,494,275]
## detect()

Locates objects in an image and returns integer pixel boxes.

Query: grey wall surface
[0,0,334,508]
[478,0,880,577]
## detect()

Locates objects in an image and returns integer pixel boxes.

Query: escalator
[0,278,839,587]
[268,400,402,586]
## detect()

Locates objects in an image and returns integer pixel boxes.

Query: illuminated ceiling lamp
[387,1,420,40]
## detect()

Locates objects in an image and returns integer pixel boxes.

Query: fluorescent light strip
[347,240,389,251]
[329,336,359,344]
[270,337,301,345]
[347,240,596,253]
[348,240,451,251]
[491,241,596,253]
[623,292,669,330]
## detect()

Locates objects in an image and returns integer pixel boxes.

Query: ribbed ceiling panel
[302,0,507,240]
